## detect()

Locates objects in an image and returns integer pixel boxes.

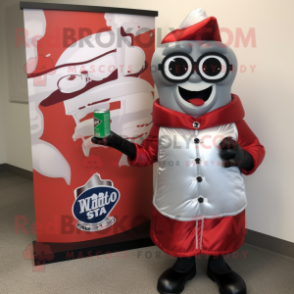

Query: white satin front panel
[153,123,247,221]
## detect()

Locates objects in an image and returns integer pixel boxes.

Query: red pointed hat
[161,8,222,44]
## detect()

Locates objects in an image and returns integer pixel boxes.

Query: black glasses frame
[158,52,233,83]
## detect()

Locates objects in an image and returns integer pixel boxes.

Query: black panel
[33,220,154,265]
[20,2,158,17]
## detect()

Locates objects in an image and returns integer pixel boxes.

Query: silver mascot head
[151,8,238,117]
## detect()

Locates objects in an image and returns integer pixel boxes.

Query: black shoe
[207,264,247,294]
[157,265,196,294]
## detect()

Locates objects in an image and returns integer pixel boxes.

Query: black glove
[219,137,253,170]
[91,131,136,161]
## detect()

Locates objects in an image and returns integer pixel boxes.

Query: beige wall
[0,0,294,243]
[0,0,32,169]
[0,91,7,164]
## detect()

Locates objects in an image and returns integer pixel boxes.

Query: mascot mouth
[178,86,213,106]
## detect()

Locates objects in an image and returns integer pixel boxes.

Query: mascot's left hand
[219,137,254,170]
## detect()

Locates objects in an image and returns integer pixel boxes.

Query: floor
[0,172,294,294]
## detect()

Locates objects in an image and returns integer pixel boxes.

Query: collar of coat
[152,94,245,130]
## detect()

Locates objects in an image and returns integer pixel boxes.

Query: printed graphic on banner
[73,173,120,232]
[22,8,155,243]
[94,119,102,127]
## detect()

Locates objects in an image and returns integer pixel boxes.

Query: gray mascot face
[151,41,238,117]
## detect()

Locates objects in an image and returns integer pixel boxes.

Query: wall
[0,0,293,243]
[0,0,32,170]
[0,91,7,164]
[0,0,7,164]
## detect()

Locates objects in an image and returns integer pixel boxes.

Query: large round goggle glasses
[158,52,233,83]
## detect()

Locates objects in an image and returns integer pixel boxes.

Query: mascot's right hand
[91,131,122,148]
[91,131,136,160]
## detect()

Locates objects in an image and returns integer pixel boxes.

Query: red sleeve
[235,120,265,175]
[127,124,159,167]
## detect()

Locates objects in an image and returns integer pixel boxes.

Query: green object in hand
[93,109,110,138]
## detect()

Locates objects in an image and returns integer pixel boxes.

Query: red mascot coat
[129,95,265,257]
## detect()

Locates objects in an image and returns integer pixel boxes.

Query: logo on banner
[72,173,120,232]
[94,118,102,127]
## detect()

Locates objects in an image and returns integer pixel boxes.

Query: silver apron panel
[153,123,247,221]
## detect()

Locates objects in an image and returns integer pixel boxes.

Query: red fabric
[129,94,265,175]
[236,120,266,175]
[127,96,264,256]
[152,95,245,130]
[150,207,246,257]
[162,17,222,44]
[128,124,159,167]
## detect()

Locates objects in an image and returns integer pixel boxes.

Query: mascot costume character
[92,8,265,294]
